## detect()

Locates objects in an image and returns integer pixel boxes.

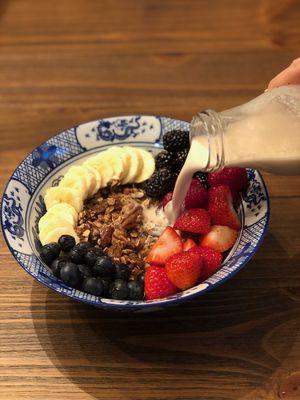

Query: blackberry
[172,148,189,172]
[193,171,209,188]
[144,168,175,199]
[163,130,190,152]
[155,151,173,169]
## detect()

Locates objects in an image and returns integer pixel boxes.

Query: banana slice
[94,151,123,181]
[134,148,155,183]
[44,186,83,213]
[59,171,88,199]
[68,165,92,195]
[83,155,114,187]
[83,165,101,197]
[121,146,143,184]
[40,226,79,246]
[105,147,130,181]
[39,213,74,239]
[43,203,78,226]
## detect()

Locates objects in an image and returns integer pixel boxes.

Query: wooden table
[1,1,300,399]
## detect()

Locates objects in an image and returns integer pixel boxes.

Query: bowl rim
[1,115,270,309]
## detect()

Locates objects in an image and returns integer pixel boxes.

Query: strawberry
[161,180,208,210]
[184,179,208,209]
[165,251,203,290]
[189,246,222,281]
[208,167,248,193]
[174,208,211,234]
[146,226,182,266]
[208,185,241,230]
[199,225,238,253]
[182,238,197,251]
[145,265,178,300]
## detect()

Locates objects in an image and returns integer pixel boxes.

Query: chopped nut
[99,225,114,247]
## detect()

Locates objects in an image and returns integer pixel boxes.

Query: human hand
[267,58,300,90]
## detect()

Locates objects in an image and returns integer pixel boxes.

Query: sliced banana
[44,186,83,213]
[134,148,155,183]
[121,146,143,184]
[68,165,92,195]
[83,155,114,187]
[83,165,101,197]
[39,213,74,239]
[105,147,130,181]
[40,226,79,246]
[44,203,78,226]
[94,151,123,181]
[59,171,88,199]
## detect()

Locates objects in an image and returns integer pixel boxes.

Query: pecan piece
[121,202,143,229]
[99,225,114,248]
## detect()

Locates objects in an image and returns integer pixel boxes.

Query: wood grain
[0,1,299,399]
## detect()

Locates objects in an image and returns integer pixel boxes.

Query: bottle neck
[190,110,226,172]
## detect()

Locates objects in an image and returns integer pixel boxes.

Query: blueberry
[50,258,67,278]
[127,280,144,301]
[136,273,145,285]
[82,277,103,296]
[60,262,80,287]
[58,235,76,251]
[84,247,104,267]
[40,242,61,265]
[93,256,115,278]
[69,248,84,264]
[77,264,93,279]
[115,264,130,281]
[109,279,128,300]
[99,278,111,297]
[73,242,93,255]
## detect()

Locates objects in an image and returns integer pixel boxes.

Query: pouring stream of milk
[164,136,209,224]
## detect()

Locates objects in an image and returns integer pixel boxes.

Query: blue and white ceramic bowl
[1,116,269,312]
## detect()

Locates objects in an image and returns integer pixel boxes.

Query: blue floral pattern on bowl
[0,116,269,312]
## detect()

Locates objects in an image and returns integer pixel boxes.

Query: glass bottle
[189,85,300,174]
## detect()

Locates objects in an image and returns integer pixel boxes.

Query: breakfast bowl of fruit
[1,115,269,312]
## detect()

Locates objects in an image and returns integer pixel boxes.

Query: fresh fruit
[109,279,129,300]
[144,168,175,198]
[100,278,111,297]
[184,179,208,209]
[60,262,80,287]
[155,151,173,169]
[182,238,197,251]
[162,191,173,209]
[46,203,78,226]
[105,147,130,181]
[193,171,209,188]
[134,148,156,183]
[38,213,75,238]
[67,165,93,196]
[84,249,102,266]
[83,155,114,187]
[60,170,89,199]
[40,242,61,265]
[50,258,67,278]
[174,208,211,234]
[40,226,79,246]
[69,247,85,264]
[199,225,239,252]
[83,165,102,197]
[73,242,93,256]
[114,264,130,281]
[145,265,178,300]
[208,167,248,192]
[163,130,190,152]
[121,146,143,184]
[165,251,203,290]
[208,185,241,230]
[137,272,145,285]
[146,226,182,266]
[173,148,189,171]
[189,246,222,280]
[44,186,83,213]
[82,277,104,296]
[127,280,144,300]
[93,256,116,278]
[77,264,93,279]
[58,235,76,251]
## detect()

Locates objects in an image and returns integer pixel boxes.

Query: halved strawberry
[208,167,248,192]
[199,225,239,252]
[174,208,211,234]
[146,226,182,266]
[162,192,173,209]
[189,246,222,280]
[161,180,208,210]
[182,238,197,251]
[145,265,178,300]
[208,185,241,230]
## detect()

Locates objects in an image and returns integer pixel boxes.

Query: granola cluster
[75,185,159,277]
